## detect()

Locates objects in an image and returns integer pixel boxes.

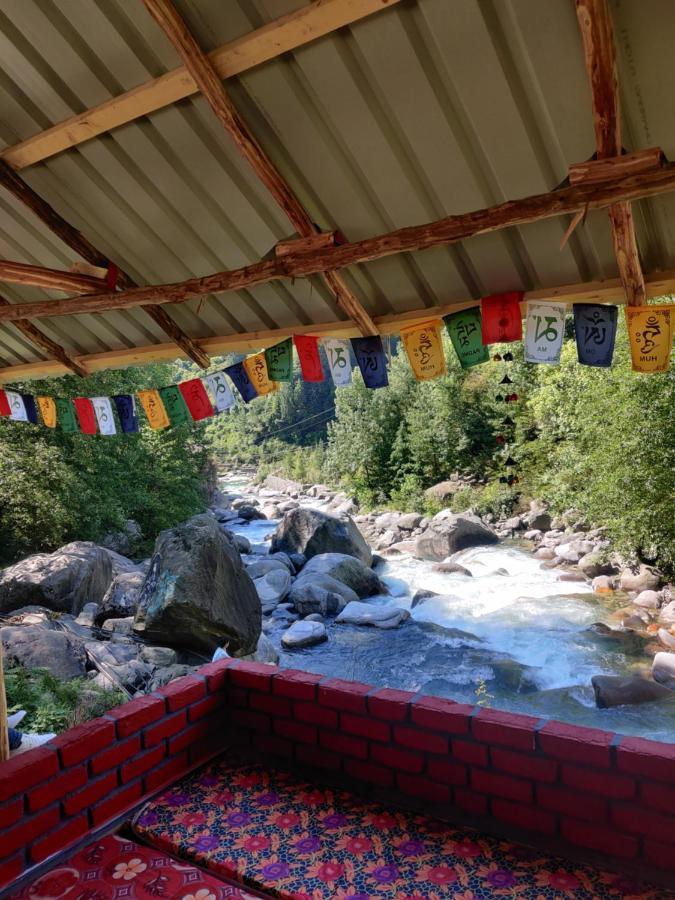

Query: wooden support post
[0,295,88,377]
[142,0,379,337]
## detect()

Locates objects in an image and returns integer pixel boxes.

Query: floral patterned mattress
[8,833,260,900]
[131,757,667,899]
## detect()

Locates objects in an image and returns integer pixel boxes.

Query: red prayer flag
[178,378,214,421]
[73,397,97,434]
[481,292,524,344]
[293,335,324,382]
[0,389,10,417]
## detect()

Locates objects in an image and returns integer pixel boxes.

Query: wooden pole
[0,260,107,295]
[0,642,10,762]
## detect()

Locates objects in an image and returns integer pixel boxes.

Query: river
[222,475,675,742]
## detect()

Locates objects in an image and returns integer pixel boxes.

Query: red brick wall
[1,659,674,891]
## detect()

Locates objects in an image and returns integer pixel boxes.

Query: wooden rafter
[142,0,378,338]
[0,160,210,369]
[0,160,673,326]
[0,1,400,171]
[0,295,88,378]
[0,260,107,295]
[575,0,646,305]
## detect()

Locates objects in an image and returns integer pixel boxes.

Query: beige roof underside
[0,0,673,371]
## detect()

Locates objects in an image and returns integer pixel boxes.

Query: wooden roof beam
[0,259,107,294]
[0,295,88,377]
[142,0,379,338]
[575,0,646,305]
[0,160,673,324]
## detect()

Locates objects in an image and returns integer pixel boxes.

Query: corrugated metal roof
[0,0,673,374]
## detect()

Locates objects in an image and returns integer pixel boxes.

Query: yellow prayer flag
[400,319,447,381]
[37,396,57,428]
[243,352,278,396]
[625,305,673,373]
[137,389,170,429]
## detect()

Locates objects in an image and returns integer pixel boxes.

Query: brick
[0,747,59,801]
[616,735,675,782]
[250,692,292,718]
[228,687,249,708]
[294,702,338,728]
[341,713,390,742]
[318,679,373,713]
[0,798,22,830]
[492,798,556,835]
[0,806,60,856]
[367,688,413,721]
[91,781,143,826]
[471,769,532,804]
[229,661,276,692]
[344,759,394,787]
[537,720,613,767]
[427,758,467,786]
[296,744,342,771]
[230,709,271,733]
[411,697,471,735]
[394,725,448,754]
[169,719,212,755]
[641,779,675,814]
[51,718,115,766]
[143,710,187,748]
[471,709,538,751]
[273,669,323,700]
[398,773,451,804]
[491,748,558,783]
[252,734,294,759]
[451,739,488,767]
[194,658,236,691]
[0,854,23,890]
[121,743,166,783]
[145,752,189,792]
[106,695,165,738]
[644,839,675,871]
[371,743,424,773]
[64,772,118,816]
[537,783,608,823]
[31,813,88,863]
[561,763,635,799]
[188,692,226,722]
[454,787,488,816]
[90,735,140,775]
[157,675,206,711]
[611,803,675,844]
[28,765,87,812]
[320,731,367,760]
[561,817,638,858]
[274,719,317,745]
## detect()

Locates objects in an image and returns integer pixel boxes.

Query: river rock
[558,571,586,583]
[101,616,134,634]
[1,624,86,679]
[148,664,197,691]
[133,514,261,655]
[101,519,142,556]
[502,516,523,531]
[97,571,145,623]
[336,601,410,629]
[592,674,673,708]
[253,568,292,613]
[399,513,423,530]
[233,497,259,509]
[620,565,662,593]
[411,589,440,607]
[659,601,675,624]
[298,553,384,598]
[433,560,472,576]
[236,504,266,521]
[592,575,617,593]
[288,577,358,617]
[281,619,328,648]
[139,646,178,667]
[652,652,675,688]
[578,552,617,579]
[424,480,462,502]
[534,547,556,560]
[634,590,662,609]
[245,558,291,579]
[263,474,303,494]
[525,510,551,531]
[271,508,372,566]
[242,633,279,664]
[415,512,497,562]
[0,542,113,615]
[75,602,100,627]
[657,628,675,651]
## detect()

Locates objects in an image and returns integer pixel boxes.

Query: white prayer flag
[92,396,117,435]
[5,390,28,421]
[323,338,352,386]
[205,372,236,413]
[524,301,566,364]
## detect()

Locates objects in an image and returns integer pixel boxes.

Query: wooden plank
[142,0,379,337]
[0,295,88,377]
[568,147,662,185]
[275,233,336,257]
[1,268,674,383]
[0,1,400,170]
[0,162,674,325]
[0,260,107,294]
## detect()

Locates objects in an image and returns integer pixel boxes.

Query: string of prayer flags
[574,304,617,367]
[37,396,57,428]
[400,319,447,381]
[92,397,116,436]
[5,390,28,422]
[264,338,293,383]
[225,362,258,403]
[205,372,235,413]
[114,395,139,434]
[625,305,673,373]
[73,397,97,435]
[0,389,9,417]
[159,385,191,426]
[243,353,277,397]
[23,395,39,425]
[323,338,352,386]
[351,335,389,389]
[137,389,170,430]
[55,398,79,433]
[524,301,566,364]
[444,307,489,368]
[481,292,524,344]
[293,335,324,382]
[179,379,214,420]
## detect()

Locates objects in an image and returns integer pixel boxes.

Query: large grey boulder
[298,553,384,598]
[288,577,358,617]
[101,519,142,556]
[592,674,673,708]
[652,652,675,689]
[133,515,261,655]
[281,619,327,648]
[97,571,145,623]
[415,512,498,562]
[1,624,86,679]
[253,568,292,614]
[525,509,551,531]
[620,565,663,593]
[578,552,616,579]
[264,474,303,494]
[424,480,462,503]
[0,542,113,615]
[271,508,371,566]
[336,601,410,629]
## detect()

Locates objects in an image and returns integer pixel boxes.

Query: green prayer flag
[264,338,293,382]
[444,307,489,369]
[54,398,79,433]
[159,385,191,426]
